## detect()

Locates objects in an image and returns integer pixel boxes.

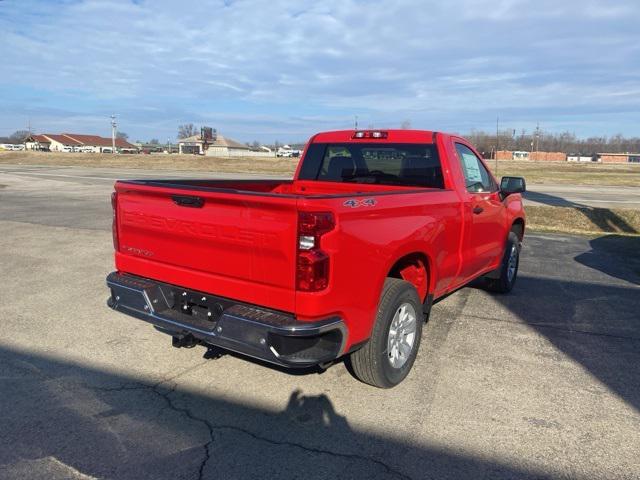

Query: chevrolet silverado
[106,129,526,388]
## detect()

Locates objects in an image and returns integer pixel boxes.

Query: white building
[25,133,136,153]
[24,134,52,151]
[42,134,83,152]
[567,155,597,162]
[178,133,273,157]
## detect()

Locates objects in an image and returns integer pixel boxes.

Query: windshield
[298,143,444,188]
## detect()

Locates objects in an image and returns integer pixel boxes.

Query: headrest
[327,155,355,179]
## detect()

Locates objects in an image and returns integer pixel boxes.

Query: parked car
[106,129,526,387]
[2,144,26,151]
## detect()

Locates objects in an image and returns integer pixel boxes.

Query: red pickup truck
[107,129,526,388]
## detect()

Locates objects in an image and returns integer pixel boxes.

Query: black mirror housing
[500,176,526,195]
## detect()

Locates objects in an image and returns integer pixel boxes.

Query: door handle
[472,206,484,215]
[172,195,204,208]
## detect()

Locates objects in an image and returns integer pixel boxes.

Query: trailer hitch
[172,333,198,348]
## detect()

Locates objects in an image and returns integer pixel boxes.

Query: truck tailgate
[113,182,298,312]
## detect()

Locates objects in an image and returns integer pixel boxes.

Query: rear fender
[379,242,436,303]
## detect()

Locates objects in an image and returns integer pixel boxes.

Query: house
[178,132,255,156]
[62,134,137,153]
[528,151,566,161]
[43,134,83,152]
[567,154,598,163]
[495,150,531,160]
[24,134,52,151]
[598,153,640,164]
[25,133,137,153]
[495,150,566,161]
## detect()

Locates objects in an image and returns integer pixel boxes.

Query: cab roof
[311,129,438,144]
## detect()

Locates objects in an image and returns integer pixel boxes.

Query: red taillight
[111,191,119,251]
[296,212,335,292]
[352,130,388,139]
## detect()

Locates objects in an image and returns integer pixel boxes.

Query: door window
[454,143,495,193]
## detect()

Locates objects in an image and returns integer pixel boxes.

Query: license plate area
[163,286,235,331]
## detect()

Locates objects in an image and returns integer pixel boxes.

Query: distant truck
[276,145,301,157]
[106,130,526,387]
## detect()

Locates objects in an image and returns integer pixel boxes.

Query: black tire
[485,231,521,293]
[349,278,423,388]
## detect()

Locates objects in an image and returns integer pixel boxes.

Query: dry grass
[0,151,298,175]
[526,205,640,236]
[2,151,640,186]
[491,159,640,186]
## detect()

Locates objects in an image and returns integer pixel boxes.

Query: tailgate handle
[172,195,204,208]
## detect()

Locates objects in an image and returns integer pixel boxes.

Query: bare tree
[149,138,160,145]
[116,131,129,140]
[400,120,412,130]
[177,124,197,139]
[252,140,260,149]
[461,128,640,156]
[9,130,30,142]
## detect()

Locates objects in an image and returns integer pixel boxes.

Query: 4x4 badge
[343,198,377,208]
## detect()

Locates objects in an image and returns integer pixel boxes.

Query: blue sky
[1,0,639,143]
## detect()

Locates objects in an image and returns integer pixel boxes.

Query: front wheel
[349,278,423,388]
[485,231,521,293]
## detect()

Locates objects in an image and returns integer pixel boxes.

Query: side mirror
[500,176,526,195]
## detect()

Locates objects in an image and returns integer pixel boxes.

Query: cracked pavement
[1,165,639,479]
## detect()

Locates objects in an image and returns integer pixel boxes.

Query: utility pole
[354,115,359,130]
[534,122,540,159]
[495,116,499,174]
[110,114,117,154]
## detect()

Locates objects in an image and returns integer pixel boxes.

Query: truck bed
[119,178,428,197]
[113,178,446,315]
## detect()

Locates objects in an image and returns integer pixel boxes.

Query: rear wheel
[485,231,521,293]
[349,278,423,388]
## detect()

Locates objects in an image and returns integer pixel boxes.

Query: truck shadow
[479,275,640,412]
[524,190,638,234]
[574,234,640,285]
[468,229,640,414]
[0,345,558,480]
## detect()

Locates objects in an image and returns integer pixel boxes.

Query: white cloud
[0,0,639,140]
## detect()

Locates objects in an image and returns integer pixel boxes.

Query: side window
[454,143,495,193]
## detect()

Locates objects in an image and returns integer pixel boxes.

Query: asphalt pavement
[1,165,639,479]
[522,183,640,209]
[1,163,639,209]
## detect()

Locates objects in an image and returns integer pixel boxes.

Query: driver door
[454,142,505,279]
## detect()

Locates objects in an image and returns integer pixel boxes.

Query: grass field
[0,151,298,175]
[487,158,640,186]
[2,150,640,186]
[525,206,640,236]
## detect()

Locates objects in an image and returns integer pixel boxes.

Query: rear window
[298,143,444,188]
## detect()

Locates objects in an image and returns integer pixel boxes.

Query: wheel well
[511,218,525,241]
[387,252,429,301]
